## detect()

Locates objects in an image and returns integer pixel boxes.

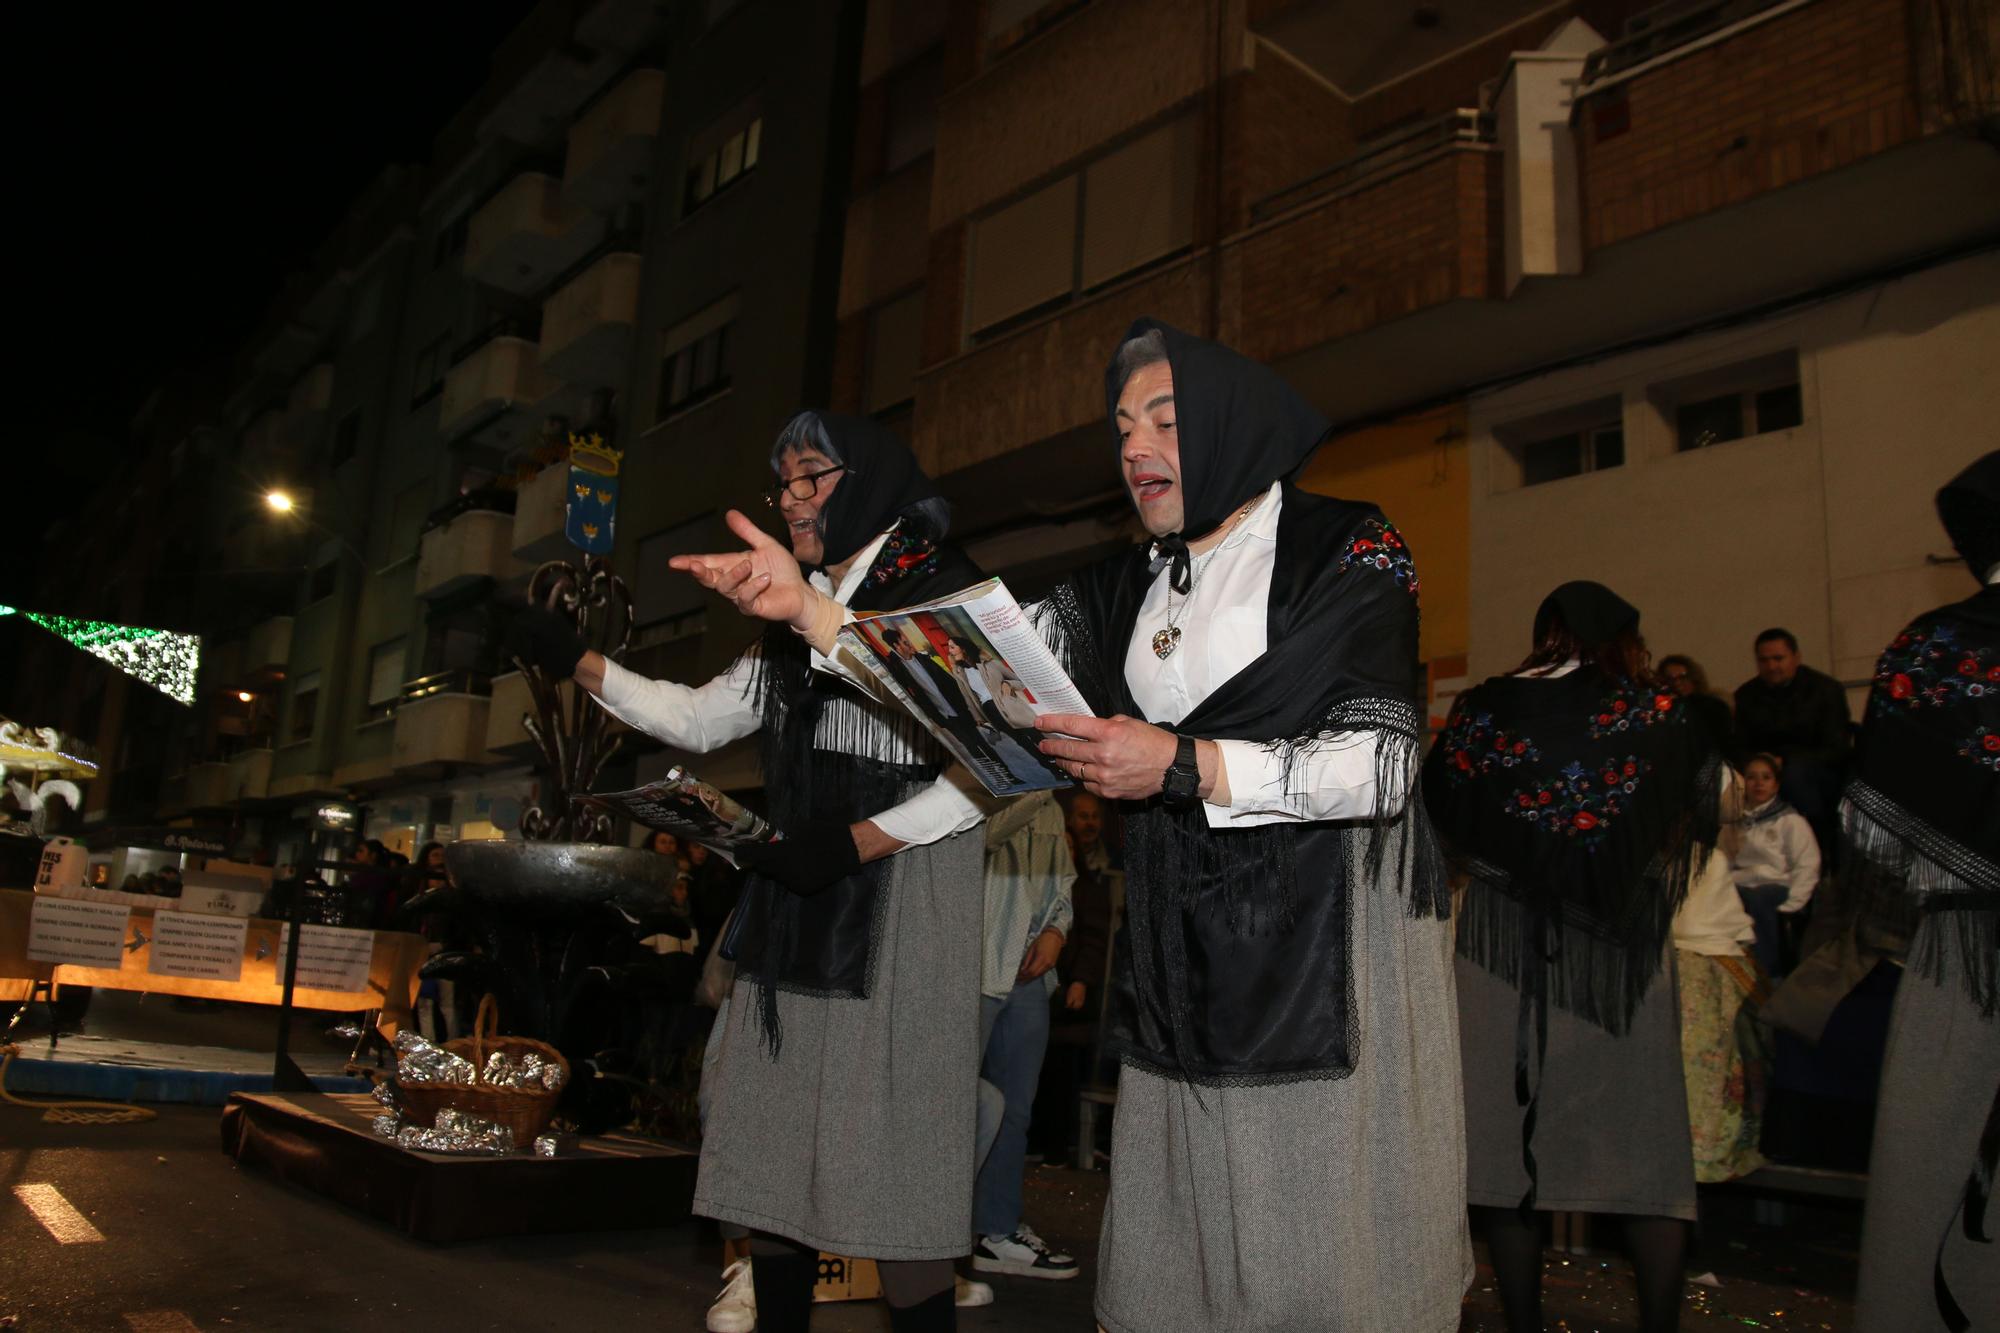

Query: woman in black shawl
[509,412,988,1332]
[1028,320,1468,1332]
[1850,450,1999,1331]
[1423,581,1724,1333]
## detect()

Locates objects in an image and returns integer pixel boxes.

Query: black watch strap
[1161,733,1201,806]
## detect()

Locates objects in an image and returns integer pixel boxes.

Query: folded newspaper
[835,578,1095,797]
[583,765,779,864]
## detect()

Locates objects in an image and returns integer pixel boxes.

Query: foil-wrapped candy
[371,1078,400,1110]
[330,1022,364,1041]
[533,1134,559,1158]
[430,1108,516,1154]
[371,1114,400,1140]
[479,1050,567,1093]
[393,1031,476,1086]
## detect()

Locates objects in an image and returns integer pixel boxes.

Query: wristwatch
[1160,733,1201,807]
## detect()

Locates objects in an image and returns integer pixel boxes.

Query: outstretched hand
[669,509,814,627]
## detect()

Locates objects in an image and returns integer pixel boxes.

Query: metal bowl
[442,840,680,912]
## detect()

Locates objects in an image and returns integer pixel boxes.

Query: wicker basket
[397,995,569,1148]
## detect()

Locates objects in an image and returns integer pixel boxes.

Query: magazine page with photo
[836,579,1095,797]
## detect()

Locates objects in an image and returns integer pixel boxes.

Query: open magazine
[836,578,1095,797]
[582,765,779,865]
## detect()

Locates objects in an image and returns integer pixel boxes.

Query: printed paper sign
[26,896,131,967]
[275,924,376,993]
[149,912,247,981]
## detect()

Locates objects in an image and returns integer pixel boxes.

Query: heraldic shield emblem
[564,432,622,555]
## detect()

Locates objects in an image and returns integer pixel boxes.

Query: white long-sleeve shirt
[1729,801,1821,913]
[1125,483,1408,829]
[592,528,989,848]
[1673,767,1757,956]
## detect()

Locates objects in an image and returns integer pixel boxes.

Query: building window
[329,410,362,470]
[966,111,1197,339]
[657,294,740,419]
[411,331,452,407]
[684,106,763,214]
[1659,352,1803,451]
[289,671,321,744]
[364,638,406,723]
[1520,422,1625,486]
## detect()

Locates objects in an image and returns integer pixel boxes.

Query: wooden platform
[221,1091,698,1243]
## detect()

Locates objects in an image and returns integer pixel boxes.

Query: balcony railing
[415,507,525,599]
[1582,0,1794,82]
[392,673,499,776]
[564,68,665,212]
[421,485,518,536]
[464,172,603,295]
[1250,109,1495,223]
[539,247,642,386]
[510,460,573,564]
[439,325,560,452]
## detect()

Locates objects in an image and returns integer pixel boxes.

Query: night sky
[11,4,536,604]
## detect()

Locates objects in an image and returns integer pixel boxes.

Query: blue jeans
[973,976,1051,1237]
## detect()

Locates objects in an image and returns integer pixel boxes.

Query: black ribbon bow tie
[1149,534,1193,594]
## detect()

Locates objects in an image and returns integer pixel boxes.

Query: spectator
[970,790,1080,1282]
[415,840,448,891]
[1659,653,1738,764]
[1674,769,1769,1184]
[1728,753,1821,978]
[349,838,400,928]
[1060,790,1123,920]
[1031,792,1114,1166]
[155,865,183,898]
[1734,629,1851,850]
[645,829,680,858]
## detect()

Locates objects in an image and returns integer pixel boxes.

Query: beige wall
[1466,249,1997,699]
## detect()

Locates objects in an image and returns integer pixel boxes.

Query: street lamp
[264,490,296,514]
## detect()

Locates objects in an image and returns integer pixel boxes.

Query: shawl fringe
[1840,786,1999,1017]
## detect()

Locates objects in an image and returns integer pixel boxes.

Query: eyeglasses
[764,464,846,507]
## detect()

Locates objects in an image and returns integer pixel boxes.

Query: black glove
[735,820,862,897]
[503,606,588,681]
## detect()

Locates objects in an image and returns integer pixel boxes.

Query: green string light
[16,610,200,706]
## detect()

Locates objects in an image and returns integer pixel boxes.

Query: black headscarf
[1841,450,2000,1016]
[1424,586,1724,1035]
[729,412,983,1051]
[1039,319,1443,1088]
[1534,581,1639,646]
[1106,317,1331,593]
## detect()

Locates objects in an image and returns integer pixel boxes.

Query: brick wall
[1576,0,1923,250]
[930,0,1219,225]
[911,257,1212,476]
[1221,147,1502,364]
[1224,42,1354,231]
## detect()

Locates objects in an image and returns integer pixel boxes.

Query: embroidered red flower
[1517,794,1532,807]
[1960,658,1980,676]
[1602,770,1620,785]
[1889,673,1914,699]
[1623,761,1638,777]
[1537,791,1553,805]
[1512,741,1528,755]
[1655,695,1674,711]
[1612,699,1629,714]
[1597,713,1613,726]
[1573,811,1599,831]
[1985,734,2000,753]
[1454,751,1472,771]
[1352,539,1376,553]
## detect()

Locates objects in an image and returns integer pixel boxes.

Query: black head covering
[1534,580,1640,647]
[772,411,951,571]
[1936,449,2000,583]
[1103,317,1330,591]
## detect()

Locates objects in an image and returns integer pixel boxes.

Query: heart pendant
[1152,626,1182,659]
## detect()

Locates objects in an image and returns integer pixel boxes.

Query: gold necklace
[1151,497,1258,661]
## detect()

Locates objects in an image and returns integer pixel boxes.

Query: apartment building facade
[16,0,1996,862]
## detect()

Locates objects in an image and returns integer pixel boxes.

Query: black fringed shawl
[1423,670,1725,1034]
[1035,318,1447,1088]
[1841,584,2000,1017]
[724,414,984,1048]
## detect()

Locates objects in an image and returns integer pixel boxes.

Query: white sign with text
[26,896,131,968]
[274,923,376,993]
[149,911,248,981]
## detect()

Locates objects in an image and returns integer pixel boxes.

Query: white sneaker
[970,1224,1079,1279]
[955,1274,995,1306]
[706,1258,756,1332]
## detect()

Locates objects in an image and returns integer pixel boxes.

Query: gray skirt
[1457,948,1697,1219]
[693,830,983,1260]
[1095,840,1473,1333]
[1856,921,2000,1331]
